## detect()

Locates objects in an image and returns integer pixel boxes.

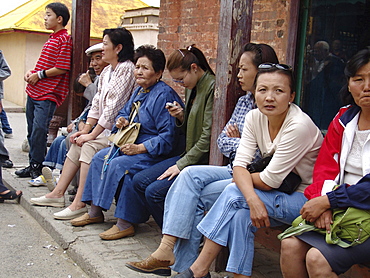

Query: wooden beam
[68,0,92,122]
[210,0,254,167]
[286,0,300,67]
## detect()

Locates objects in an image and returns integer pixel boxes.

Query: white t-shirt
[233,103,323,193]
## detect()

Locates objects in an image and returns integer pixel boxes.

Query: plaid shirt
[88,61,137,132]
[217,92,255,158]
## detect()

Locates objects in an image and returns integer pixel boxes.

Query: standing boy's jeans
[26,96,56,165]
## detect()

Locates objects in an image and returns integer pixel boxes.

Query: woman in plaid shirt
[30,28,136,220]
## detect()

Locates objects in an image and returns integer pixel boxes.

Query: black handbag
[247,155,301,194]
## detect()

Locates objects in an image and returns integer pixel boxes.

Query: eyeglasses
[258,63,292,71]
[172,70,189,84]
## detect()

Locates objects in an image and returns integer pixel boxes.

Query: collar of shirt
[50,28,68,39]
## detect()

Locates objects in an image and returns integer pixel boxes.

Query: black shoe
[30,163,42,179]
[1,159,13,168]
[15,166,31,177]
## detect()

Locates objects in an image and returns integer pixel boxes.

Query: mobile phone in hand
[166,102,177,108]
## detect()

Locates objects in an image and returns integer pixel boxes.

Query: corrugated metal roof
[0,0,149,38]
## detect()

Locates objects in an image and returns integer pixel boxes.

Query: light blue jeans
[197,183,307,276]
[162,165,232,272]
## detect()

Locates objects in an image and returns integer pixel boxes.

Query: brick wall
[251,0,291,63]
[158,0,293,83]
[157,0,220,96]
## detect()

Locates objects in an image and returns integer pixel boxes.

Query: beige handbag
[108,102,141,147]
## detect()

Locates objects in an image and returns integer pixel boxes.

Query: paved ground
[1,102,282,278]
[1,199,88,278]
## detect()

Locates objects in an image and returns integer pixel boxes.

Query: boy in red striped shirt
[16,2,72,179]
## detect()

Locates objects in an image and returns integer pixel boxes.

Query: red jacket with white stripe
[304,105,370,210]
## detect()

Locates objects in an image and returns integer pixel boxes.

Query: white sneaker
[42,167,55,191]
[53,207,88,220]
[28,175,47,186]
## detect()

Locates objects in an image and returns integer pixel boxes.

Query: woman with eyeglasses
[122,45,215,229]
[126,43,280,276]
[71,46,215,240]
[170,64,323,278]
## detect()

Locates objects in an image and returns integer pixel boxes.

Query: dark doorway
[297,0,370,130]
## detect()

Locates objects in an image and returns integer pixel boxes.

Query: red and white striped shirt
[26,29,72,106]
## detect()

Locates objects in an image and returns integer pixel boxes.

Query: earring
[288,102,291,105]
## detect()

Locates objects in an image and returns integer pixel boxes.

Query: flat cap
[85,43,103,56]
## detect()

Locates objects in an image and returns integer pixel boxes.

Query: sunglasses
[258,63,292,71]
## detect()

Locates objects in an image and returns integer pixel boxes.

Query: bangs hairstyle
[340,47,370,105]
[240,43,279,67]
[45,2,70,26]
[103,28,134,63]
[134,45,166,74]
[254,64,295,94]
[167,45,215,75]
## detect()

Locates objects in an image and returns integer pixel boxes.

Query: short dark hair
[340,47,370,105]
[254,64,295,94]
[134,45,166,74]
[103,28,134,63]
[45,2,70,26]
[167,45,215,75]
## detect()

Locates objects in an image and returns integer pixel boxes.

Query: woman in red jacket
[281,47,370,277]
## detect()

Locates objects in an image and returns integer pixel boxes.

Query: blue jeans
[43,135,67,170]
[0,110,12,134]
[162,165,232,272]
[26,96,56,165]
[132,156,180,228]
[0,121,9,160]
[197,183,307,276]
[0,167,7,192]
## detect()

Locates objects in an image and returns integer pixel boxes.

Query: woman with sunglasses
[171,64,323,278]
[126,43,280,276]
